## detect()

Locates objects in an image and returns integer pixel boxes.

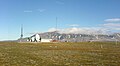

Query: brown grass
[0,42,120,66]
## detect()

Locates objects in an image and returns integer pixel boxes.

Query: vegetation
[0,42,120,66]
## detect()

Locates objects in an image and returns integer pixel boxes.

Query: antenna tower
[56,17,57,32]
[20,24,23,39]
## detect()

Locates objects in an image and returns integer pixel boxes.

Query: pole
[21,24,23,39]
[56,17,57,32]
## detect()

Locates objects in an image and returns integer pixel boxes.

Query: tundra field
[0,42,120,66]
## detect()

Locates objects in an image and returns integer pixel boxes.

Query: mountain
[17,31,120,42]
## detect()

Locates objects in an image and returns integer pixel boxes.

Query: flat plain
[0,42,120,66]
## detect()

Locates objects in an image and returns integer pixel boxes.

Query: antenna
[54,17,58,40]
[20,24,23,39]
[56,17,57,32]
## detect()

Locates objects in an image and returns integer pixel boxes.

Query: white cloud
[103,18,120,31]
[56,1,64,4]
[38,9,46,12]
[102,23,120,31]
[24,10,32,13]
[69,24,79,27]
[48,27,109,35]
[113,28,120,30]
[48,19,120,35]
[48,28,56,32]
[104,18,120,22]
[103,23,120,27]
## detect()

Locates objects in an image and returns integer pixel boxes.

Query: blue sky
[0,0,120,40]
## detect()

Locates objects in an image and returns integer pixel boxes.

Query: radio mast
[20,24,23,39]
[56,17,57,32]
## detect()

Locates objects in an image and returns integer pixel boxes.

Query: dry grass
[0,42,120,66]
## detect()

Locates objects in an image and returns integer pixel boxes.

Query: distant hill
[17,31,120,42]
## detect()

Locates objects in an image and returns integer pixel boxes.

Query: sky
[0,0,120,40]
